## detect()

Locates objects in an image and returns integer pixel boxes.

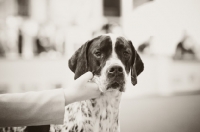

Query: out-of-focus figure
[138,36,153,54]
[34,23,65,59]
[17,29,23,56]
[0,26,6,57]
[173,31,196,60]
[92,22,123,37]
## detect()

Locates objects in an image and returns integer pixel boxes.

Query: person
[18,29,23,56]
[138,36,153,54]
[0,72,101,127]
[173,35,196,60]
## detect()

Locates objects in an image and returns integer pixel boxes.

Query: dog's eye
[123,51,130,58]
[94,51,102,58]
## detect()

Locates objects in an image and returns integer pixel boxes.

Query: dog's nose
[107,66,123,75]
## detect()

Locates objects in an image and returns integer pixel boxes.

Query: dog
[50,34,144,132]
[0,34,144,132]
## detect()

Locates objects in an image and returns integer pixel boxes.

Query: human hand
[64,72,101,105]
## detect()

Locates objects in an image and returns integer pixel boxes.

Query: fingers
[77,72,93,83]
[86,82,99,90]
[86,82,101,98]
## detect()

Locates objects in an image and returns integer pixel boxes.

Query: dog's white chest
[92,92,121,132]
[55,91,121,132]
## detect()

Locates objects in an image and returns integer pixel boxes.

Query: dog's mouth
[111,82,120,88]
[107,81,125,92]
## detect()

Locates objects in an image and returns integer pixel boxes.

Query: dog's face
[69,34,144,92]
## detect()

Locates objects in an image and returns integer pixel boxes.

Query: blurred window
[17,0,30,17]
[103,0,121,17]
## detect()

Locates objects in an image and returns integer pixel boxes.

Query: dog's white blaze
[108,33,127,76]
[105,33,124,68]
[97,34,128,92]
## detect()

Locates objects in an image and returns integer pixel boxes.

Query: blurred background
[0,0,200,131]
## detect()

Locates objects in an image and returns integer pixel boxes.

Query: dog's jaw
[92,72,128,92]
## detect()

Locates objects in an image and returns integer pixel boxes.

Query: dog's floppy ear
[128,41,144,86]
[68,40,92,79]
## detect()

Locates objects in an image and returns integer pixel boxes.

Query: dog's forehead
[104,34,129,47]
[90,34,129,47]
[104,34,118,45]
[89,35,111,49]
[88,34,132,61]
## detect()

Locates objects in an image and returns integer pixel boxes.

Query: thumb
[77,72,93,83]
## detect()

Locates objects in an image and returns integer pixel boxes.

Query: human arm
[0,89,65,127]
[0,72,101,127]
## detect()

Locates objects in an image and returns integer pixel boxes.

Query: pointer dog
[0,34,144,132]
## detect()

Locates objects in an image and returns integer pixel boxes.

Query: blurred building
[0,0,200,95]
[0,0,151,25]
[0,0,155,59]
[0,0,154,33]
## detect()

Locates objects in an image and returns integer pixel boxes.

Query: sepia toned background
[0,0,200,131]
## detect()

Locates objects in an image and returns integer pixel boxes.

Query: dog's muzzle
[106,65,125,92]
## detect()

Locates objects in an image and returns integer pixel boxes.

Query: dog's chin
[92,75,125,93]
[107,82,125,92]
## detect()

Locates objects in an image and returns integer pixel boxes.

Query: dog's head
[69,34,144,92]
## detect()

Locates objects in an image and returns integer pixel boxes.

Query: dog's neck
[62,89,122,132]
[87,90,122,113]
[85,90,122,132]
